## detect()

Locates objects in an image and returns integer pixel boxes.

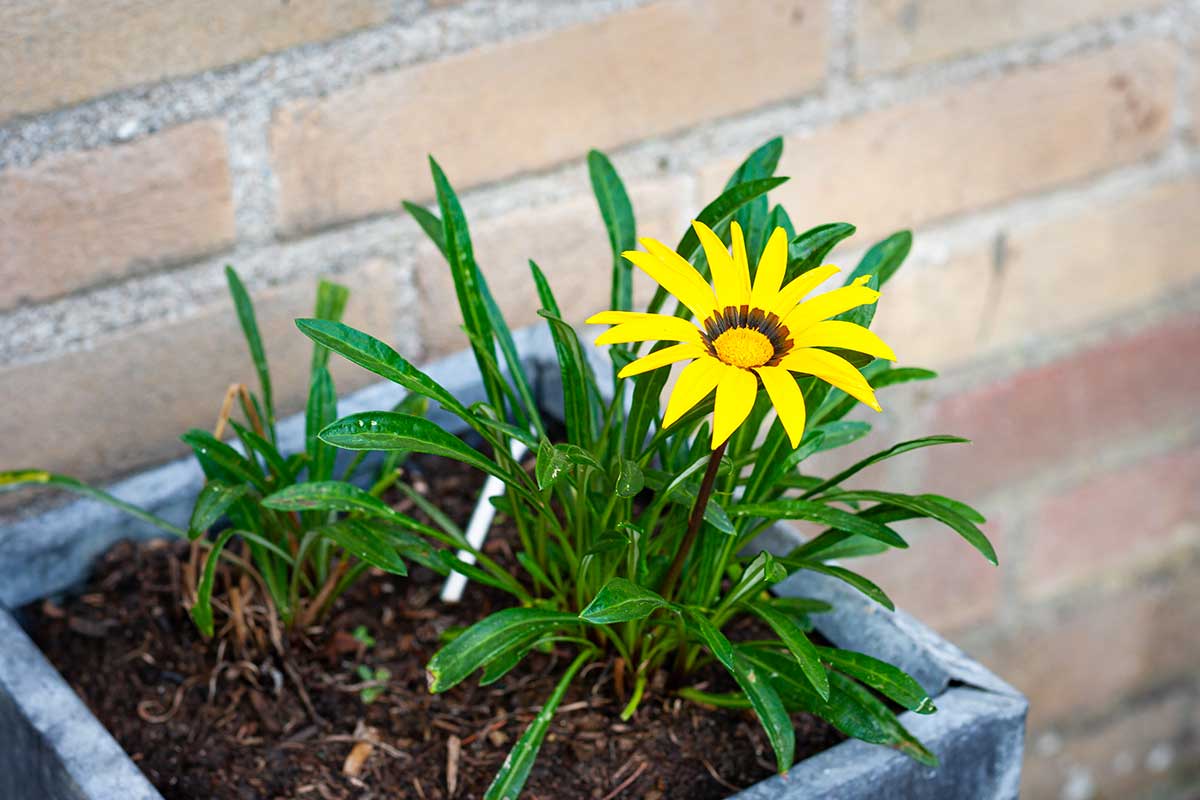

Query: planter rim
[0,324,1026,800]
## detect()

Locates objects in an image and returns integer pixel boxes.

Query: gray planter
[0,327,1026,799]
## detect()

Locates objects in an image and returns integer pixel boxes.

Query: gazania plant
[296,138,998,797]
[0,269,477,643]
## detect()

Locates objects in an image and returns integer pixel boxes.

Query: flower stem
[658,441,727,602]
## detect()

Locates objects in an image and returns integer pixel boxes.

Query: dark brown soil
[25,457,841,799]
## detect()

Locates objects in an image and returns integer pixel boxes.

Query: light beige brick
[0,122,235,311]
[855,0,1161,76]
[0,262,397,485]
[0,0,390,120]
[871,177,1200,371]
[271,0,827,235]
[703,42,1175,246]
[416,178,690,357]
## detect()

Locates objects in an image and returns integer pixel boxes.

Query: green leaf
[188,482,247,541]
[588,150,637,313]
[624,365,670,459]
[190,528,238,637]
[784,561,895,610]
[0,470,185,537]
[305,366,339,483]
[535,437,570,491]
[316,518,408,575]
[830,671,938,766]
[404,201,447,256]
[612,458,644,498]
[429,157,507,414]
[310,279,350,373]
[685,610,794,772]
[580,578,674,624]
[732,499,907,549]
[786,223,856,283]
[802,436,970,499]
[427,608,582,692]
[225,267,274,438]
[295,319,474,422]
[229,421,293,485]
[646,176,789,316]
[744,600,830,700]
[180,429,270,493]
[844,231,912,290]
[485,650,593,800]
[723,137,784,267]
[823,489,998,565]
[262,481,393,517]
[819,647,935,714]
[532,265,598,446]
[320,412,505,481]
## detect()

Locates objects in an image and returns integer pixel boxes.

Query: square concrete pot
[0,327,1027,799]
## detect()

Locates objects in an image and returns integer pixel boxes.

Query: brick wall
[1,1,1198,796]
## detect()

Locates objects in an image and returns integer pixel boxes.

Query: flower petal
[730,222,752,291]
[594,316,704,346]
[750,227,789,310]
[712,367,758,448]
[693,220,749,309]
[781,348,881,412]
[755,366,807,448]
[768,265,841,318]
[789,320,896,361]
[625,238,718,321]
[782,277,880,334]
[618,342,706,379]
[663,356,728,429]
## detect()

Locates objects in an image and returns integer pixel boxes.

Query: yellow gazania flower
[587,221,896,449]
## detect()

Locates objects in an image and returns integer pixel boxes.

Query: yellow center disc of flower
[712,328,775,368]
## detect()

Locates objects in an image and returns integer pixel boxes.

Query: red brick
[1026,445,1200,597]
[972,555,1200,727]
[922,316,1200,502]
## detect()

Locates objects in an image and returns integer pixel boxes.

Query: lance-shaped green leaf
[731,498,907,549]
[685,610,794,772]
[225,267,275,438]
[580,578,675,624]
[612,458,644,497]
[786,222,856,282]
[305,366,338,482]
[295,319,473,422]
[229,421,293,485]
[310,279,350,373]
[319,412,504,480]
[744,600,830,700]
[0,470,185,537]
[645,176,789,317]
[191,527,239,638]
[818,647,936,714]
[588,149,637,313]
[532,262,598,446]
[784,560,895,610]
[801,435,969,499]
[316,519,407,575]
[262,481,394,517]
[485,649,593,800]
[723,137,784,267]
[427,608,582,692]
[180,429,270,493]
[830,672,938,766]
[822,489,998,565]
[189,482,247,541]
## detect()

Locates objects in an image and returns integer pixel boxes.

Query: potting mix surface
[26,456,842,799]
